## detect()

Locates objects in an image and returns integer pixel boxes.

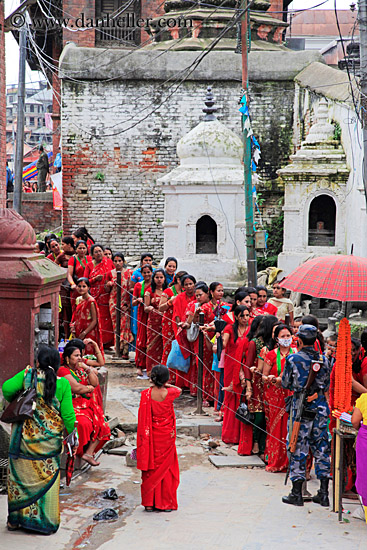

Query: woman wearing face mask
[144,269,167,374]
[262,324,296,472]
[184,282,215,403]
[106,252,132,359]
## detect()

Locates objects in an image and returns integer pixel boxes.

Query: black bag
[235,389,255,426]
[62,257,78,292]
[1,369,38,424]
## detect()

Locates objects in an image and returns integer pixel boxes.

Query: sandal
[82,453,100,466]
[7,522,19,531]
[145,507,154,512]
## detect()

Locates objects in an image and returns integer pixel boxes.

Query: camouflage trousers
[288,411,331,482]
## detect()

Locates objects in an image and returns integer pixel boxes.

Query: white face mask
[278,337,292,347]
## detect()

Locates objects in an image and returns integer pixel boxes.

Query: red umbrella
[281,254,367,302]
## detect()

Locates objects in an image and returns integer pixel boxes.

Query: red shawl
[137,388,155,471]
[71,295,104,358]
[172,292,196,359]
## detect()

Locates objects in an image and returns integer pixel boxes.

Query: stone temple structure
[278,97,350,276]
[159,89,245,281]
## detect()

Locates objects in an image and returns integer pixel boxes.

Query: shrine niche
[196,215,217,255]
[308,195,336,247]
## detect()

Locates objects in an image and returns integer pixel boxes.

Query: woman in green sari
[2,345,76,534]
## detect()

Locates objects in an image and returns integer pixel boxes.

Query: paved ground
[1,361,366,549]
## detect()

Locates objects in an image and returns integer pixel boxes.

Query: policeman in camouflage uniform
[282,325,331,507]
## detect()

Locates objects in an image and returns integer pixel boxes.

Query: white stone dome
[177,119,243,167]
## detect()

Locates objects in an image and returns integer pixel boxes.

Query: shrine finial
[203,87,217,121]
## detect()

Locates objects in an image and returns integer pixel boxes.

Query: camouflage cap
[297,324,317,340]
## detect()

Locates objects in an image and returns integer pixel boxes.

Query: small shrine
[159,88,246,281]
[0,209,65,386]
[277,98,350,276]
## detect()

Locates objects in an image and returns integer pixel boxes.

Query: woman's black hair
[44,233,57,253]
[352,337,362,374]
[37,345,60,404]
[232,305,249,342]
[91,243,104,255]
[62,236,75,250]
[48,239,59,248]
[209,282,222,299]
[164,256,177,268]
[256,315,279,349]
[302,314,325,351]
[65,339,85,353]
[150,364,170,387]
[247,315,264,341]
[73,227,95,244]
[231,290,250,311]
[140,252,153,263]
[195,281,209,294]
[269,324,292,351]
[256,285,267,294]
[234,286,247,296]
[77,277,90,287]
[75,239,88,250]
[63,345,80,365]
[104,246,113,254]
[151,268,167,292]
[36,240,45,252]
[171,270,187,286]
[113,251,125,262]
[181,274,196,286]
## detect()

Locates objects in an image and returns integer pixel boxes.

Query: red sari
[137,387,181,510]
[71,295,104,358]
[252,302,278,317]
[263,348,294,472]
[186,301,215,403]
[222,325,251,455]
[58,365,110,457]
[84,257,114,347]
[161,287,179,367]
[68,254,92,311]
[145,288,163,374]
[107,268,133,352]
[172,292,196,390]
[133,281,151,370]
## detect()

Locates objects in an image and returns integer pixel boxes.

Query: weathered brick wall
[0,0,6,209]
[63,0,96,47]
[6,193,62,234]
[61,76,294,255]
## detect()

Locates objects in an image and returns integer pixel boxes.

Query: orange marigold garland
[334,317,352,412]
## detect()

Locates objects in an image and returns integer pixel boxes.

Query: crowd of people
[4,226,367,532]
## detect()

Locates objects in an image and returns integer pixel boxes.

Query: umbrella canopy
[281,254,367,302]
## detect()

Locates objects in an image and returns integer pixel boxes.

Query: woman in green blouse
[2,345,76,534]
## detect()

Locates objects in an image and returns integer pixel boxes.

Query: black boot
[312,478,330,507]
[282,480,304,506]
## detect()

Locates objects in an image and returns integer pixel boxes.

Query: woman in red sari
[58,345,110,466]
[144,269,167,374]
[46,239,61,262]
[172,274,196,390]
[137,365,182,511]
[70,278,104,358]
[132,264,153,379]
[106,252,133,359]
[263,324,296,472]
[159,271,187,368]
[84,244,114,349]
[184,282,215,405]
[67,240,92,311]
[221,305,252,454]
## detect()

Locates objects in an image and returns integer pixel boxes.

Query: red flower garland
[334,318,352,412]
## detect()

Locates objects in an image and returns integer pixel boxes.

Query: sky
[5,0,355,86]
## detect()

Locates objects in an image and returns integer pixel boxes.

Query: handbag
[1,368,38,424]
[235,389,255,426]
[186,303,200,342]
[166,340,191,373]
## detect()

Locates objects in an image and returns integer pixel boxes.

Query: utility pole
[359,0,367,206]
[241,0,257,286]
[13,25,27,214]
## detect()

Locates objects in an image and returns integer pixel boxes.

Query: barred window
[95,0,141,46]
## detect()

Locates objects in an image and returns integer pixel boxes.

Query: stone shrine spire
[203,87,217,122]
